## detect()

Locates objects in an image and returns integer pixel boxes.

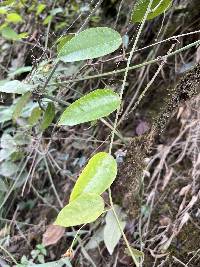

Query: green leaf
[7,13,23,23]
[1,26,19,40]
[0,80,33,94]
[56,35,74,53]
[0,179,8,192]
[12,92,31,121]
[70,152,117,202]
[0,161,17,177]
[58,89,120,126]
[8,66,32,78]
[43,15,52,25]
[40,102,55,130]
[28,107,42,126]
[0,8,8,14]
[58,27,122,62]
[55,193,104,227]
[103,205,126,255]
[131,0,172,22]
[36,3,46,16]
[0,0,15,7]
[0,105,14,123]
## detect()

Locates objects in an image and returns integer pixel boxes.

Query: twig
[48,39,200,86]
[0,244,18,265]
[107,1,155,266]
[44,157,63,208]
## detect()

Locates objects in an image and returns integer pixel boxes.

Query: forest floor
[0,0,200,266]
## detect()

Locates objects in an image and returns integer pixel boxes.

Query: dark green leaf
[58,89,120,126]
[40,102,55,130]
[55,193,104,227]
[70,152,117,201]
[58,27,122,62]
[131,0,172,22]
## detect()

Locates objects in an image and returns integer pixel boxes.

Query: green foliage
[28,107,42,126]
[6,12,23,23]
[0,80,33,94]
[0,0,15,7]
[40,102,55,130]
[55,193,104,227]
[131,0,172,22]
[103,205,126,255]
[56,35,74,53]
[17,244,72,266]
[12,92,31,121]
[58,27,122,62]
[36,3,46,16]
[59,89,120,126]
[0,25,27,40]
[70,152,117,202]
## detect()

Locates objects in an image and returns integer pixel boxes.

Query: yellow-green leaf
[58,89,120,126]
[70,152,117,202]
[54,193,104,227]
[28,107,42,126]
[58,27,122,62]
[131,0,172,23]
[7,13,23,23]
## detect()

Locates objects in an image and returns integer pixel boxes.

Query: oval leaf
[12,92,31,121]
[42,225,65,247]
[0,80,33,94]
[131,0,172,23]
[103,205,126,255]
[70,152,117,202]
[28,107,42,126]
[54,193,104,227]
[40,102,55,130]
[58,89,120,126]
[58,27,122,62]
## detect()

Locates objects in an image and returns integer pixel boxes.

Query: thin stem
[78,0,104,33]
[70,224,86,250]
[43,60,60,91]
[44,157,63,208]
[108,188,139,267]
[0,244,18,265]
[42,93,71,106]
[48,39,200,86]
[107,1,154,266]
[118,43,176,125]
[45,0,57,49]
[109,0,154,154]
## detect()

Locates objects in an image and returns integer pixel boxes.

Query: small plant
[16,244,47,266]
